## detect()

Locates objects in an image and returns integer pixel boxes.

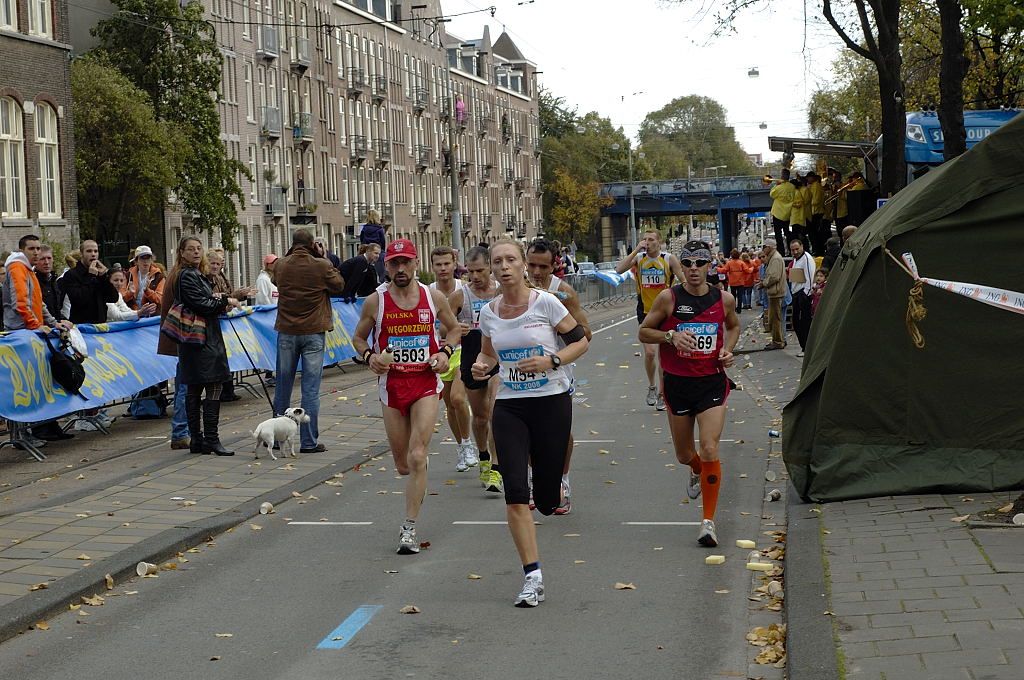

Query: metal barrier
[561,273,635,308]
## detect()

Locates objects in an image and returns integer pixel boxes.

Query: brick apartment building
[0,0,79,253]
[72,0,542,283]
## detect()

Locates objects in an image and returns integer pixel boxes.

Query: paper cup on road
[136,561,158,576]
[259,502,274,515]
[767,580,784,598]
[1012,513,1024,526]
[765,488,782,502]
[765,470,777,482]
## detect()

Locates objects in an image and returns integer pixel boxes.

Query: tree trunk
[875,0,907,197]
[937,0,968,160]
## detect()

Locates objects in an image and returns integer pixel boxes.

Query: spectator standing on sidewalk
[255,255,279,306]
[360,209,387,282]
[271,229,345,453]
[788,238,816,357]
[760,241,787,350]
[34,245,65,330]
[126,245,165,312]
[207,248,255,403]
[3,235,73,444]
[811,268,829,317]
[769,169,795,254]
[61,240,120,325]
[107,268,155,321]
[339,244,380,302]
[162,236,240,456]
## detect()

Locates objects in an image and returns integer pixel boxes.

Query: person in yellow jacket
[769,169,796,255]
[834,172,850,230]
[788,176,806,257]
[808,172,826,254]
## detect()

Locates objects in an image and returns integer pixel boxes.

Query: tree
[546,168,612,244]
[91,0,248,248]
[72,57,183,241]
[937,0,969,159]
[638,95,755,178]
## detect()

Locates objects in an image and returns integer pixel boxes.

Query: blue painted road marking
[316,605,383,650]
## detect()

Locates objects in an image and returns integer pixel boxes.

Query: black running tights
[492,391,571,515]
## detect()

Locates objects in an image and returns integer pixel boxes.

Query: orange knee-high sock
[688,455,702,474]
[701,460,722,520]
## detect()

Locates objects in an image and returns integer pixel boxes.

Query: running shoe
[397,525,419,555]
[463,444,479,468]
[514,573,545,608]
[455,446,469,472]
[646,385,658,407]
[656,393,666,411]
[686,470,702,499]
[484,469,504,494]
[528,487,535,510]
[74,420,98,432]
[479,459,492,487]
[553,482,572,515]
[697,519,718,547]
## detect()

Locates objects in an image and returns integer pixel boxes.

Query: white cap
[132,245,154,261]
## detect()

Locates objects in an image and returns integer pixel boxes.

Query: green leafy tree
[547,168,612,244]
[638,95,755,178]
[91,0,248,248]
[72,57,183,242]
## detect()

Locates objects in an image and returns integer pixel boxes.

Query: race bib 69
[676,322,719,358]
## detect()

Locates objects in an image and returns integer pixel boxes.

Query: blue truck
[901,108,1021,182]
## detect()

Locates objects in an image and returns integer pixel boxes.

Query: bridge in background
[598,175,773,257]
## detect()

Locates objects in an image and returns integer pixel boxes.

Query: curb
[0,443,388,644]
[785,482,840,680]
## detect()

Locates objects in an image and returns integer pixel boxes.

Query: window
[1,0,16,30]
[0,98,26,218]
[244,62,255,121]
[35,103,61,218]
[28,0,51,37]
[248,143,259,204]
[241,0,251,39]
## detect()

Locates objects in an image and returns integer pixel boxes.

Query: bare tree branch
[822,0,874,61]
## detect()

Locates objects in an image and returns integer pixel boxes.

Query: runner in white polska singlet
[525,239,593,515]
[448,245,503,494]
[471,239,590,608]
[428,246,476,472]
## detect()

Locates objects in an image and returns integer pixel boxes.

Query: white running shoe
[646,385,658,407]
[697,519,718,547]
[656,393,666,411]
[455,446,469,472]
[74,420,98,432]
[397,525,419,555]
[514,573,545,607]
[463,444,479,468]
[686,470,702,499]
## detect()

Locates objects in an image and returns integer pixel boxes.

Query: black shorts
[662,372,730,416]
[459,329,498,390]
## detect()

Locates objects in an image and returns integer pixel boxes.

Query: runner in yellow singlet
[615,229,684,410]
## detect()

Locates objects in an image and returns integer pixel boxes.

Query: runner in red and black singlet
[639,240,740,549]
[354,239,462,557]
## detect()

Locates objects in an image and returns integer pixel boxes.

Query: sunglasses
[681,258,710,268]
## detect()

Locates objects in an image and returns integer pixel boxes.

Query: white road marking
[593,316,634,334]
[621,521,702,526]
[574,439,616,443]
[452,520,508,525]
[288,521,374,526]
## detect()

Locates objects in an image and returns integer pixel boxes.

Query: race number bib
[676,322,719,358]
[390,335,431,367]
[471,298,487,328]
[641,266,667,288]
[497,345,549,391]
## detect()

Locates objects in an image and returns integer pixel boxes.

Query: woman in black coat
[359,208,387,281]
[165,237,240,455]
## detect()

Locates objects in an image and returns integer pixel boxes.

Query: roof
[492,31,529,63]
[767,136,877,158]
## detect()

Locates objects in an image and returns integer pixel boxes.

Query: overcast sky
[446,0,848,171]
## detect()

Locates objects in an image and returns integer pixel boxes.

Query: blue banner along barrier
[0,299,365,423]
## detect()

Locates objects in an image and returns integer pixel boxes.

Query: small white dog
[252,408,310,460]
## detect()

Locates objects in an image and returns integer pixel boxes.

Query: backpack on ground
[129,386,168,419]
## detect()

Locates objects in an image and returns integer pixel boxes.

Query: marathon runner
[615,229,684,410]
[638,240,739,548]
[526,239,593,515]
[449,245,504,494]
[428,246,477,472]
[472,239,590,607]
[353,239,462,555]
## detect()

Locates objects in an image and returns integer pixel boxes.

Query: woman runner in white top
[472,239,589,608]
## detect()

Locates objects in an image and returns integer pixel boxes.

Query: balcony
[517,222,527,239]
[478,167,491,186]
[482,214,493,232]
[439,96,451,120]
[354,202,369,224]
[264,185,286,216]
[260,106,282,139]
[291,111,313,144]
[351,135,369,161]
[501,122,512,142]
[503,214,518,235]
[502,169,514,186]
[415,145,432,170]
[463,214,472,230]
[412,87,429,114]
[380,204,393,223]
[371,75,388,102]
[475,111,493,136]
[515,134,525,153]
[347,68,367,97]
[295,186,318,215]
[290,36,310,71]
[417,204,432,226]
[257,25,279,59]
[375,138,391,165]
[458,162,472,183]
[515,176,531,193]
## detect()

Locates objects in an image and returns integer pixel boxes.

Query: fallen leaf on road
[653,547,664,551]
[589,430,599,435]
[69,604,80,611]
[467,574,482,580]
[574,560,585,564]
[384,570,398,574]
[76,474,85,480]
[614,582,637,590]
[997,503,1014,513]
[598,449,609,455]
[33,622,49,631]
[215,633,233,638]
[249,524,262,531]
[419,541,431,549]
[563,533,580,537]
[123,591,138,595]
[715,589,730,594]
[951,515,970,522]
[76,554,92,561]
[332,636,344,641]
[210,656,221,661]
[104,574,114,590]
[29,583,48,591]
[75,513,89,518]
[291,491,303,498]
[739,473,748,478]
[400,605,421,614]
[81,594,104,607]
[605,480,616,485]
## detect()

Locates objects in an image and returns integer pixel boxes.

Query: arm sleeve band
[558,324,585,344]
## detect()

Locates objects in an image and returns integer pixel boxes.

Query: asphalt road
[0,312,784,680]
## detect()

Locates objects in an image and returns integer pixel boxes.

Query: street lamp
[612,142,645,248]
